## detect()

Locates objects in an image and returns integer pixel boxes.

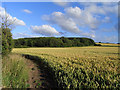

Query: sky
[0,2,118,43]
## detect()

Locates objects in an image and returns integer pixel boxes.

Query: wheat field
[12,46,120,88]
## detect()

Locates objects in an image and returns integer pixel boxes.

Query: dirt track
[25,57,57,89]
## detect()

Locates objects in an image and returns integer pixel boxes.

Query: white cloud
[80,2,118,18]
[12,17,26,26]
[64,7,82,18]
[65,6,100,29]
[52,0,68,7]
[64,4,117,29]
[23,9,32,13]
[30,25,60,36]
[43,12,81,34]
[81,31,95,38]
[13,33,40,39]
[0,6,26,26]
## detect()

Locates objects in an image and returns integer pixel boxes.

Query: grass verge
[2,53,29,88]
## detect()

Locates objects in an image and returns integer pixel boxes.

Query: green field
[12,46,120,88]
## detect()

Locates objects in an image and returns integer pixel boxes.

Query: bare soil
[25,57,57,89]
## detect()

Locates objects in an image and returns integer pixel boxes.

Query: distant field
[12,47,120,88]
[96,43,119,47]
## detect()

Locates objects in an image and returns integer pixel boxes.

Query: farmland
[96,43,119,47]
[12,46,120,88]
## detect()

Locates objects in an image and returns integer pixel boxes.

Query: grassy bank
[2,54,29,88]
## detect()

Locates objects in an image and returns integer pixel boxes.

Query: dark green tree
[49,37,63,47]
[1,13,14,56]
[27,39,33,47]
[2,27,13,56]
[61,37,73,47]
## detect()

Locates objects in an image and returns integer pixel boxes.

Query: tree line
[14,37,96,48]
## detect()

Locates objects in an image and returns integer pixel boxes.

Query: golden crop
[12,46,120,88]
